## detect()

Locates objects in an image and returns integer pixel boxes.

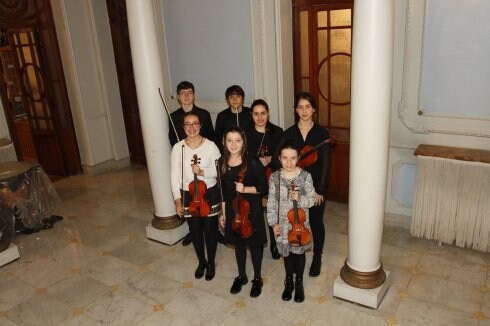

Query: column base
[333,271,391,309]
[340,259,387,289]
[151,213,184,230]
[146,222,188,245]
[0,244,20,267]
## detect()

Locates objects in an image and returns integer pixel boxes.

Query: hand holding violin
[258,156,272,167]
[191,164,202,176]
[289,189,299,201]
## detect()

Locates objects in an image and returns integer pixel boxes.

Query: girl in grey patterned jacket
[267,139,316,303]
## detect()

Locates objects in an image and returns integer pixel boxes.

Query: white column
[125,0,184,239]
[333,0,393,308]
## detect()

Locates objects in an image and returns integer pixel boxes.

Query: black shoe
[230,275,248,294]
[270,244,280,260]
[281,276,294,301]
[294,277,305,303]
[205,263,215,281]
[309,256,322,277]
[194,262,207,279]
[217,232,225,244]
[182,233,192,246]
[250,278,263,298]
[48,215,64,223]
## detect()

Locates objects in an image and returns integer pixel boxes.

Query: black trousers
[235,244,263,280]
[309,201,326,257]
[188,216,219,265]
[284,253,306,278]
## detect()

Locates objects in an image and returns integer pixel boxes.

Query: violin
[287,182,311,247]
[297,136,335,168]
[231,171,252,238]
[188,154,211,217]
[258,144,272,183]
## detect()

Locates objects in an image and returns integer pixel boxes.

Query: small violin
[231,171,252,238]
[188,154,211,218]
[287,182,311,247]
[258,144,272,183]
[297,136,335,168]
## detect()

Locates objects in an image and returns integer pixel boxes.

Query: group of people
[168,81,331,303]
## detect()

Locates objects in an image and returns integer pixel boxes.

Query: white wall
[386,0,490,220]
[51,0,130,173]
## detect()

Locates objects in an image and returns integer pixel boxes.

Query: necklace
[185,136,204,149]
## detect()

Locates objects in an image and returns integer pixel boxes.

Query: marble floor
[0,166,489,325]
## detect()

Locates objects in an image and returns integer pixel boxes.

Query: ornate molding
[391,159,416,209]
[340,259,386,289]
[398,0,490,138]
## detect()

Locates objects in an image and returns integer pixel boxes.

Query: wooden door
[0,1,81,176]
[293,0,353,203]
[106,0,146,166]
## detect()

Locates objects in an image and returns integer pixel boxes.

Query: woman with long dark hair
[218,126,267,298]
[245,99,283,259]
[280,92,331,277]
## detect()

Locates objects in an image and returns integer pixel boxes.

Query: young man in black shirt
[214,85,253,149]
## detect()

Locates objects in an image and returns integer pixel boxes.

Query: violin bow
[298,136,336,161]
[181,144,185,216]
[158,88,180,142]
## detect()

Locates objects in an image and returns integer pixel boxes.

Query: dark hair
[220,126,248,175]
[294,91,317,110]
[225,85,245,99]
[177,81,195,93]
[277,139,300,158]
[182,111,201,124]
[251,98,275,134]
[251,99,269,112]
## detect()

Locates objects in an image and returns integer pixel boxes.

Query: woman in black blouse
[281,92,331,277]
[219,126,267,298]
[245,99,283,260]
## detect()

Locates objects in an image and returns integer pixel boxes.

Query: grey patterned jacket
[267,169,316,256]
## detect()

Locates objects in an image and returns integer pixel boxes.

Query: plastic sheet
[0,162,61,251]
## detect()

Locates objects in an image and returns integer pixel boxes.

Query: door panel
[0,0,81,177]
[106,0,146,166]
[293,1,353,203]
[10,28,64,176]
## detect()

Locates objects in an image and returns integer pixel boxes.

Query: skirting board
[0,244,20,267]
[333,271,391,309]
[146,222,188,245]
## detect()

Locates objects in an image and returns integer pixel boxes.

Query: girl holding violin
[218,126,267,298]
[281,92,331,277]
[245,99,283,260]
[267,139,316,303]
[170,112,221,281]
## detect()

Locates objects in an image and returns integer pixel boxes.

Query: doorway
[292,0,353,203]
[0,1,81,177]
[106,0,146,166]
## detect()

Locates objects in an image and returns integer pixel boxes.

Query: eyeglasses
[183,122,201,128]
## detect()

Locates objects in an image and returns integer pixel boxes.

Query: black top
[281,124,331,194]
[245,123,283,171]
[221,157,267,246]
[168,105,218,147]
[215,107,253,148]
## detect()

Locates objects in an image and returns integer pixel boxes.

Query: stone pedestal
[0,244,20,267]
[333,271,391,309]
[146,222,188,245]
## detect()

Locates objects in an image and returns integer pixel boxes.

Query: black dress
[245,123,283,172]
[281,124,330,195]
[222,157,267,246]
